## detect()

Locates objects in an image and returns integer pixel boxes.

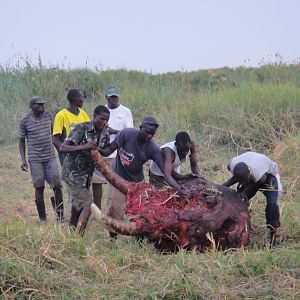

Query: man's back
[230,152,278,182]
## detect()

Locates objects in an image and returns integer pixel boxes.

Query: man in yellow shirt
[53,89,90,165]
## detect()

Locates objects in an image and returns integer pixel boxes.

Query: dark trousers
[237,174,280,229]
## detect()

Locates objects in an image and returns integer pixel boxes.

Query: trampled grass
[0,63,300,299]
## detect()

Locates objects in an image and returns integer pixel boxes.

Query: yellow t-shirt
[53,108,90,165]
[53,108,90,140]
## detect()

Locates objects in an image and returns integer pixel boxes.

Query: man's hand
[85,140,98,150]
[185,173,199,179]
[107,127,118,135]
[176,185,190,198]
[21,161,28,171]
[239,191,249,202]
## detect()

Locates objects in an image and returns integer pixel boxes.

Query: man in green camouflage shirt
[60,105,110,234]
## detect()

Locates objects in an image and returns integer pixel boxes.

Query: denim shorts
[29,158,62,188]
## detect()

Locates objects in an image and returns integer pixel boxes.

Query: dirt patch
[0,175,18,183]
[0,198,71,224]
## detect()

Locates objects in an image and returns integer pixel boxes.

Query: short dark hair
[175,131,191,145]
[233,162,249,178]
[67,89,83,102]
[94,105,110,116]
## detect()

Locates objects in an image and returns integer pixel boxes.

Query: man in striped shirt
[19,96,64,224]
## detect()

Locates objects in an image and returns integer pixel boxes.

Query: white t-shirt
[150,141,190,176]
[229,152,282,194]
[106,104,133,158]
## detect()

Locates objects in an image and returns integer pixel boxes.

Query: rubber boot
[35,198,47,224]
[51,196,65,222]
[109,231,118,241]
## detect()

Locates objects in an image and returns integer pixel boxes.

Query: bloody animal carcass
[91,151,250,252]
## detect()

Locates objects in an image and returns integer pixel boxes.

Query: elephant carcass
[91,151,250,252]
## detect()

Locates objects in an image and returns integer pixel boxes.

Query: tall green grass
[1,62,300,146]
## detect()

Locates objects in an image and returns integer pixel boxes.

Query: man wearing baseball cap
[28,96,47,106]
[19,96,64,224]
[105,85,121,97]
[99,115,188,239]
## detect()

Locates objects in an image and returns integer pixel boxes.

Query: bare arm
[161,148,181,187]
[239,174,266,200]
[171,169,187,181]
[256,174,267,185]
[53,134,63,152]
[189,142,201,176]
[238,180,262,201]
[19,137,28,171]
[158,148,188,197]
[107,127,119,135]
[98,141,118,157]
[223,175,239,187]
[60,139,98,153]
[161,148,186,180]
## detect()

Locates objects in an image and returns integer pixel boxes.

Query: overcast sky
[1,0,299,74]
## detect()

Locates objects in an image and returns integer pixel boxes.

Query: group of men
[19,85,282,242]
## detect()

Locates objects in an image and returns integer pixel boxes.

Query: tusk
[91,203,104,223]
[91,150,129,195]
[91,203,139,236]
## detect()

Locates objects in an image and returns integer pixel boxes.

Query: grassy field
[0,62,300,299]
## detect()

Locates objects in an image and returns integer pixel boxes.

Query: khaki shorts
[29,158,62,189]
[106,179,144,222]
[106,184,127,221]
[92,158,114,184]
[67,183,93,211]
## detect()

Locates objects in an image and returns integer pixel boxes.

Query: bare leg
[78,206,91,236]
[92,183,102,209]
[106,184,126,240]
[69,206,82,231]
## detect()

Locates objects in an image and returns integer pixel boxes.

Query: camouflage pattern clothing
[62,122,110,190]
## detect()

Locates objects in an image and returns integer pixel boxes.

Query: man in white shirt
[92,85,133,215]
[149,131,201,189]
[223,151,282,244]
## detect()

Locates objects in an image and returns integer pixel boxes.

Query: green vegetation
[0,62,299,299]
